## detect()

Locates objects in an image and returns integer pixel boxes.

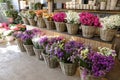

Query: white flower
[3,30,14,36]
[101,15,120,30]
[66,11,80,24]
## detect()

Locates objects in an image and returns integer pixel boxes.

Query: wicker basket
[33,47,44,60]
[28,18,36,26]
[44,19,55,30]
[55,22,66,32]
[66,23,79,35]
[16,38,26,52]
[42,53,58,68]
[59,62,77,76]
[22,17,29,25]
[100,29,117,41]
[80,68,102,80]
[23,44,35,56]
[81,25,96,38]
[37,18,46,28]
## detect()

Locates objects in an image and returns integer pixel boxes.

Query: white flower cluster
[101,15,120,30]
[66,11,80,24]
[98,47,116,57]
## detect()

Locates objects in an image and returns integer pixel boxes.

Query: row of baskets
[22,17,116,42]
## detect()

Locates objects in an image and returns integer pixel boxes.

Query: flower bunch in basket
[10,24,26,32]
[43,13,54,21]
[35,10,47,18]
[79,47,116,79]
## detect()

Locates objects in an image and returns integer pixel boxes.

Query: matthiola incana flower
[66,11,79,24]
[53,12,66,22]
[100,15,120,30]
[79,12,101,27]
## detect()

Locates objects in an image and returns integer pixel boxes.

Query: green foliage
[26,10,36,19]
[14,16,23,24]
[33,2,42,10]
[5,10,18,19]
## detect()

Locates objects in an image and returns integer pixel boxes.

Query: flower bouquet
[26,10,36,26]
[79,47,116,80]
[53,12,66,32]
[65,11,80,35]
[19,11,29,25]
[21,29,41,56]
[55,41,84,76]
[100,15,120,41]
[32,36,44,60]
[40,36,64,68]
[43,13,55,30]
[79,12,101,38]
[35,10,47,28]
[10,24,26,32]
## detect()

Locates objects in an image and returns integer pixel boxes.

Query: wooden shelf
[27,25,113,50]
[54,9,120,14]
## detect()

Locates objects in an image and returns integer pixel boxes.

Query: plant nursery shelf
[54,9,120,14]
[27,25,113,50]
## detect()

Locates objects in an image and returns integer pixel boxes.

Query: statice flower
[53,12,66,22]
[39,36,49,48]
[12,31,23,38]
[79,12,101,27]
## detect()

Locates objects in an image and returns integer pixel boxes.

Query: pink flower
[53,12,66,22]
[79,12,102,28]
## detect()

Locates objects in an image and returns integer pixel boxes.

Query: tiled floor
[0,42,120,80]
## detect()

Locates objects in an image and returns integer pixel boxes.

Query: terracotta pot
[66,23,79,35]
[33,47,44,60]
[16,38,26,52]
[100,29,117,41]
[59,62,77,76]
[55,22,66,32]
[23,44,35,56]
[81,25,96,38]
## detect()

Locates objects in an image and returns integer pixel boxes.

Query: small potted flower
[55,41,84,76]
[65,11,80,35]
[100,15,120,41]
[35,10,47,28]
[32,36,44,60]
[53,12,66,32]
[79,12,101,38]
[43,13,55,30]
[40,36,64,68]
[19,11,29,25]
[26,10,36,26]
[21,29,40,56]
[79,47,116,80]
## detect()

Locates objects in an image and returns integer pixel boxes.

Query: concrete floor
[0,42,120,80]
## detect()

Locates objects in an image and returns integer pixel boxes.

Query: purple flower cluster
[79,12,102,27]
[55,41,84,63]
[53,12,66,22]
[88,52,115,77]
[13,31,23,38]
[39,36,49,48]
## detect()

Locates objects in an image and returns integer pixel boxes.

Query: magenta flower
[79,12,102,27]
[53,12,66,22]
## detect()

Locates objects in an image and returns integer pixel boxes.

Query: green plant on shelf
[33,2,42,10]
[5,9,18,19]
[26,10,36,19]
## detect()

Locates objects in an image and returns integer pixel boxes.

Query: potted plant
[53,12,66,32]
[100,15,120,41]
[26,10,36,26]
[21,29,40,56]
[79,47,116,80]
[32,36,44,60]
[35,10,47,28]
[33,2,42,10]
[65,11,80,35]
[79,12,101,38]
[55,41,84,76]
[43,13,55,30]
[5,9,18,23]
[39,36,64,68]
[12,24,26,52]
[19,11,29,25]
